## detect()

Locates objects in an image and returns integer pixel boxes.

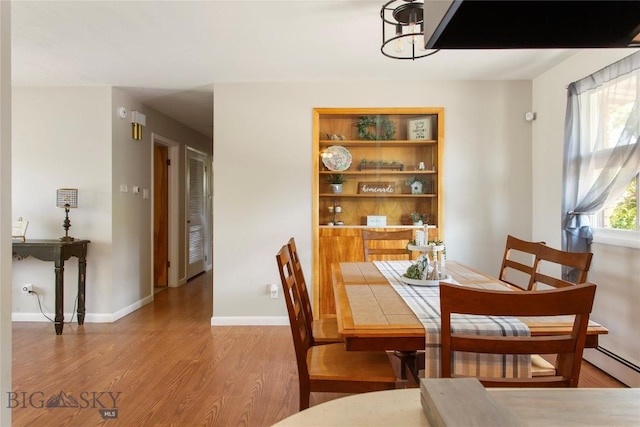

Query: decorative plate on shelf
[322,145,352,171]
[399,274,452,287]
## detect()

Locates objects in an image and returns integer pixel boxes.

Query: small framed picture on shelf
[407,117,432,140]
[12,217,29,241]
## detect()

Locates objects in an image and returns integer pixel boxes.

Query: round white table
[273,389,428,427]
[273,387,640,426]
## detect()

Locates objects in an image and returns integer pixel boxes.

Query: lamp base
[59,236,75,242]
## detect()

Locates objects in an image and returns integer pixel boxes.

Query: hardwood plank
[11,269,625,427]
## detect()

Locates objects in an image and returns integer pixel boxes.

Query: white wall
[11,87,212,323]
[0,2,12,424]
[212,80,533,321]
[12,87,114,319]
[533,48,640,386]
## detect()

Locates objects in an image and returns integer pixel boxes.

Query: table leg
[54,260,65,335]
[394,350,420,383]
[78,255,87,325]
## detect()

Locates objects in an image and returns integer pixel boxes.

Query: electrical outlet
[21,284,33,294]
[270,283,278,299]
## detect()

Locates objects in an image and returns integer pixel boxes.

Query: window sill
[592,228,640,249]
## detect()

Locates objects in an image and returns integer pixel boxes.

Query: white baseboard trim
[110,294,154,322]
[12,313,55,322]
[11,312,115,323]
[584,348,640,387]
[211,316,289,326]
[11,295,154,324]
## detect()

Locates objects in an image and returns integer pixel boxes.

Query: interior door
[153,145,169,287]
[187,148,208,279]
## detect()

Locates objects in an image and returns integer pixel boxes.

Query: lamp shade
[56,188,78,208]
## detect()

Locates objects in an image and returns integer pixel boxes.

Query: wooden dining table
[331,260,608,354]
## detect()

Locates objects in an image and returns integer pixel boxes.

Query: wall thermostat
[118,107,128,119]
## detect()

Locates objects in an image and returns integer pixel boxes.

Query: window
[587,71,639,234]
[598,175,638,231]
[562,52,640,252]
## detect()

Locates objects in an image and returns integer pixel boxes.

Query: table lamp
[56,188,78,241]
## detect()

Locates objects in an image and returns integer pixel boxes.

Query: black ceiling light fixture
[380,0,439,60]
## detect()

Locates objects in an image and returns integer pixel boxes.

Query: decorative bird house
[410,181,423,194]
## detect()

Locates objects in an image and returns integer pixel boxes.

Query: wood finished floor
[12,269,625,426]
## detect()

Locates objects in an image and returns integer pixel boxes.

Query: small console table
[12,239,90,335]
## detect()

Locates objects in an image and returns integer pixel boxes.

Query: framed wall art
[408,117,432,140]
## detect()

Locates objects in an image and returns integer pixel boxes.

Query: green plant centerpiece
[326,174,345,194]
[403,240,446,281]
[357,116,396,140]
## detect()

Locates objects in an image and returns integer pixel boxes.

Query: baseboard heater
[597,346,640,373]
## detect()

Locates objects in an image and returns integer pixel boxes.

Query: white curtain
[562,51,640,281]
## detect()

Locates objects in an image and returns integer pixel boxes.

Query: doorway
[186,147,211,279]
[152,134,180,288]
[153,144,169,288]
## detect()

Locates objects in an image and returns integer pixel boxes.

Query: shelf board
[319,193,437,198]
[319,139,437,147]
[320,170,436,175]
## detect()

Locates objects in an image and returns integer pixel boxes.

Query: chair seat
[531,354,556,377]
[312,317,342,344]
[307,343,398,391]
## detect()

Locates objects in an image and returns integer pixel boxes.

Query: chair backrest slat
[499,235,545,290]
[362,229,414,262]
[276,245,312,384]
[532,244,593,290]
[287,237,316,343]
[440,281,597,387]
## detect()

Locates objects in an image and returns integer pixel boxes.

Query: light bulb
[409,9,417,44]
[394,24,404,53]
[395,38,404,53]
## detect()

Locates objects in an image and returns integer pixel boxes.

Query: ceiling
[10,1,640,139]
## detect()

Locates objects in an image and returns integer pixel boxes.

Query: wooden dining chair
[439,281,597,387]
[361,229,414,262]
[276,245,398,410]
[530,243,593,290]
[287,237,342,344]
[499,235,546,290]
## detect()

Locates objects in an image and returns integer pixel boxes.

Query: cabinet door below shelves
[317,226,439,317]
[318,228,364,316]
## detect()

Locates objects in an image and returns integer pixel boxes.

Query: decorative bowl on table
[407,244,445,252]
[402,243,447,286]
[399,274,452,287]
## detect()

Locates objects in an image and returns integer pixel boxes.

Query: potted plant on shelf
[405,176,426,194]
[326,174,345,194]
[409,212,429,225]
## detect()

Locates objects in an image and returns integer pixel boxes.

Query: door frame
[186,146,212,278]
[151,133,181,288]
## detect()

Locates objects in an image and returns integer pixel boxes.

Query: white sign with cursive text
[358,182,395,194]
